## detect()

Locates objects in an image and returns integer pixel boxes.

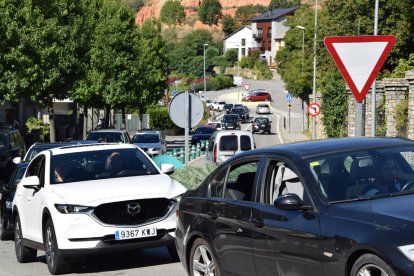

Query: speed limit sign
[308,102,321,117]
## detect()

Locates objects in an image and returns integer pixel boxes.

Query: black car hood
[192,134,212,140]
[329,194,414,233]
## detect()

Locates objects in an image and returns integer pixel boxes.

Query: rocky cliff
[135,0,271,26]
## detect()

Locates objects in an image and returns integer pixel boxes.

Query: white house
[223,26,259,60]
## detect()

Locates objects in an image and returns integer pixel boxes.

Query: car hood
[51,174,186,206]
[192,134,212,139]
[132,142,162,149]
[330,195,414,233]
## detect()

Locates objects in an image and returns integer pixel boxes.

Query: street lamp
[235,44,240,78]
[296,26,305,75]
[203,43,208,94]
[312,0,318,140]
[296,25,306,132]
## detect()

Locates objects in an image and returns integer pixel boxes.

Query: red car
[242,91,272,102]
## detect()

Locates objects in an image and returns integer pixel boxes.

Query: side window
[26,155,45,179]
[224,161,259,202]
[240,135,252,151]
[265,160,306,204]
[208,137,214,152]
[210,168,228,198]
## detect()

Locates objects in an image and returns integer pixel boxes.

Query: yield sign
[324,35,396,102]
[243,84,250,91]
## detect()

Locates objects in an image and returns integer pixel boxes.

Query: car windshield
[306,146,414,203]
[224,116,238,122]
[194,127,215,134]
[231,109,243,114]
[11,165,28,186]
[132,134,160,143]
[224,104,233,109]
[50,148,159,184]
[86,132,123,143]
[255,118,269,123]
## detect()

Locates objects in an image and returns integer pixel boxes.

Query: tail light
[213,145,217,162]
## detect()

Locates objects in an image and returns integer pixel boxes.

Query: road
[0,78,291,276]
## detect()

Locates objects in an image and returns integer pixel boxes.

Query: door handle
[207,211,218,220]
[251,219,265,228]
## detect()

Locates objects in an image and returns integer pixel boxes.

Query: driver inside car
[96,151,124,178]
[362,157,401,196]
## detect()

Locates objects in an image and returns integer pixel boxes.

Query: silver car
[131,131,166,157]
[256,103,271,114]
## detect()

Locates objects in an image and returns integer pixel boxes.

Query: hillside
[135,0,271,28]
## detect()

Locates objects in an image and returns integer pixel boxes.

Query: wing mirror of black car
[189,130,195,135]
[274,193,311,211]
[23,176,41,191]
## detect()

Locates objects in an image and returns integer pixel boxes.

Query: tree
[198,0,222,27]
[221,15,235,36]
[391,54,414,78]
[160,0,186,27]
[234,5,267,28]
[268,0,300,11]
[225,49,238,64]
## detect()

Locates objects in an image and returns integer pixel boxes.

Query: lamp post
[296,25,305,132]
[296,26,305,75]
[203,43,208,94]
[312,0,318,140]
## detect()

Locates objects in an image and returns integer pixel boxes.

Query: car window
[264,160,307,204]
[10,132,18,148]
[12,166,28,187]
[26,155,45,186]
[0,133,7,147]
[224,161,259,202]
[209,168,228,198]
[86,132,123,143]
[306,147,414,202]
[132,134,160,143]
[220,136,237,151]
[240,135,252,151]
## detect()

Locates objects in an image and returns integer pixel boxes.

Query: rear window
[241,135,252,151]
[86,132,123,143]
[220,136,237,151]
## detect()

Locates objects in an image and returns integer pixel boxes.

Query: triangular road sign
[243,84,250,91]
[324,35,396,102]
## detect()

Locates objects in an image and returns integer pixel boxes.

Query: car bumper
[53,203,179,251]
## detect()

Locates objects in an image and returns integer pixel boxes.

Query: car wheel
[15,214,37,263]
[351,254,396,276]
[190,238,220,276]
[167,244,179,260]
[0,216,12,240]
[44,218,69,275]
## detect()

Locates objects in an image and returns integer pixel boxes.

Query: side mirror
[23,176,41,191]
[274,193,307,211]
[13,157,21,164]
[161,164,175,175]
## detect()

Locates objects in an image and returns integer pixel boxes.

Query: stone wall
[344,71,413,138]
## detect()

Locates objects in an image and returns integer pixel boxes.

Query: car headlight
[55,204,94,214]
[399,245,414,261]
[6,201,13,209]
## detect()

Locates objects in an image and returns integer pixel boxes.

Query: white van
[206,130,255,164]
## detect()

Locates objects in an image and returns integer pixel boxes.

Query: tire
[189,238,220,276]
[14,214,37,263]
[44,218,69,275]
[167,244,179,260]
[0,216,12,241]
[351,254,396,276]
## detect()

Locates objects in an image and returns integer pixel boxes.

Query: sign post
[324,35,396,136]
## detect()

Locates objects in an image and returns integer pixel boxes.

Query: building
[251,7,297,66]
[223,26,259,61]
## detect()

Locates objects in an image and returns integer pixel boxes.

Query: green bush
[254,61,272,80]
[147,106,176,130]
[240,56,249,68]
[171,164,217,189]
[25,117,49,142]
[395,98,408,137]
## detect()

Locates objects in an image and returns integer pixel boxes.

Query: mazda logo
[126,202,141,216]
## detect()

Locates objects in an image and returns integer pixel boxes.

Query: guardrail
[165,140,209,163]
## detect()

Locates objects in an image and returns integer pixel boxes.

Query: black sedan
[191,126,216,145]
[176,137,414,276]
[0,161,28,240]
[252,116,272,134]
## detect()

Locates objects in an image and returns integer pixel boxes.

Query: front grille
[93,198,172,226]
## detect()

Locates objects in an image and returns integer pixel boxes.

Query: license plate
[115,227,157,240]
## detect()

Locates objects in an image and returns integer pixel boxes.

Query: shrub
[25,117,49,142]
[147,106,176,130]
[395,98,408,137]
[254,61,272,80]
[171,164,217,189]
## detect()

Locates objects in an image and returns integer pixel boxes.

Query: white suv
[12,143,186,274]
